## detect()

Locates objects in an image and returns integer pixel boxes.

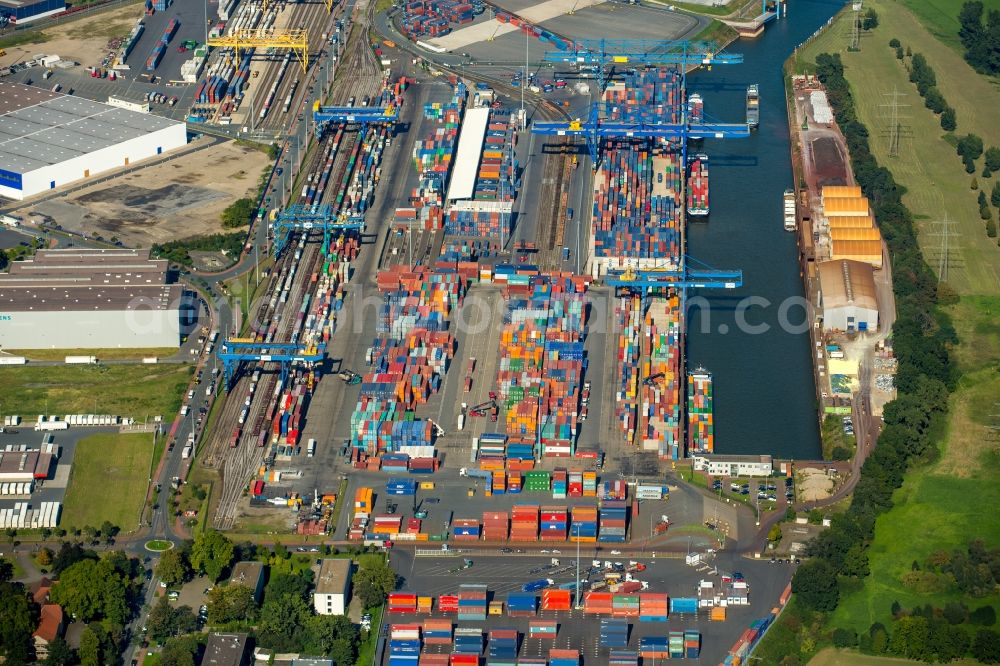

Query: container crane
[312,101,399,138]
[207,29,309,73]
[272,204,363,257]
[531,101,750,165]
[217,340,324,388]
[543,39,743,92]
[604,256,743,311]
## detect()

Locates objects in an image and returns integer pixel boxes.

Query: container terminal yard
[0,0,820,662]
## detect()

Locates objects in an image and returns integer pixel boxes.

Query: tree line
[785,52,998,661]
[959,1,1000,75]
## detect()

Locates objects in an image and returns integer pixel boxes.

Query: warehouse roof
[821,185,862,200]
[818,259,878,311]
[831,239,883,266]
[830,227,882,241]
[828,214,874,229]
[0,82,181,174]
[823,196,870,215]
[446,107,489,202]
[0,248,182,311]
[315,559,352,595]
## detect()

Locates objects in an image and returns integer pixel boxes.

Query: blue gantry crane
[604,256,743,313]
[312,101,399,138]
[543,39,743,91]
[217,340,324,388]
[531,101,750,164]
[272,204,363,256]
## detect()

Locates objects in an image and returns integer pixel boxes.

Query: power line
[929,214,961,284]
[879,87,909,158]
[849,2,863,51]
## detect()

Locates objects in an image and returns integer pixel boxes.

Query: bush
[923,87,947,114]
[941,107,957,131]
[832,628,858,647]
[988,219,997,237]
[972,605,997,626]
[221,197,255,228]
[831,445,852,461]
[895,46,904,59]
[152,233,246,267]
[862,7,878,29]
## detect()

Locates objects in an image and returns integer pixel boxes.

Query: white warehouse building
[0,248,192,349]
[0,82,187,201]
[817,259,879,332]
[693,454,774,478]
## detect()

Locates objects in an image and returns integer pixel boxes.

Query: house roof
[34,604,63,642]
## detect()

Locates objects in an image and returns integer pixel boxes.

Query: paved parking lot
[387,551,796,665]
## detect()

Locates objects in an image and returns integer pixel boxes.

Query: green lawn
[355,604,384,666]
[809,647,981,666]
[829,296,1000,634]
[898,0,1000,53]
[0,363,190,420]
[793,0,1000,295]
[820,413,856,460]
[6,348,178,361]
[61,433,155,533]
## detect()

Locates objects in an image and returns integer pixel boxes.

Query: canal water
[685,0,845,459]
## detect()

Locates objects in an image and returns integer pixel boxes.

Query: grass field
[898,0,1000,53]
[828,295,1000,634]
[5,348,179,361]
[61,433,155,533]
[793,0,1000,296]
[809,647,981,666]
[0,363,190,419]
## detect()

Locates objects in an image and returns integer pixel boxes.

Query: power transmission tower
[849,2,863,51]
[929,215,961,284]
[880,87,909,158]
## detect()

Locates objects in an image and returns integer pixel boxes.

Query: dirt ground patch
[809,135,849,188]
[25,139,268,247]
[797,467,835,501]
[0,2,143,70]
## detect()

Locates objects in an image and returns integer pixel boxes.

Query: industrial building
[0,248,191,349]
[0,82,187,200]
[817,259,879,332]
[693,454,774,477]
[820,186,884,268]
[0,0,64,25]
[313,559,352,616]
[202,633,250,666]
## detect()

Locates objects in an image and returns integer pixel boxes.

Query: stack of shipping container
[539,506,567,541]
[510,504,539,541]
[452,626,483,655]
[422,619,452,645]
[548,649,580,666]
[528,620,556,639]
[487,629,518,664]
[687,370,714,454]
[638,593,669,621]
[599,619,629,649]
[481,511,509,540]
[398,0,483,39]
[598,500,628,543]
[388,624,420,666]
[541,589,572,612]
[457,585,488,621]
[570,505,597,542]
[507,593,538,617]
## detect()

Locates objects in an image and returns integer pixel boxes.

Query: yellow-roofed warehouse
[824,196,870,216]
[821,185,862,201]
[832,239,883,268]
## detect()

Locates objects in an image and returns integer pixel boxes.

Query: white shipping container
[0,356,26,365]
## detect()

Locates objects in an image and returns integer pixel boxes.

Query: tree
[862,7,878,29]
[941,107,957,131]
[258,593,311,652]
[42,637,74,666]
[148,596,179,644]
[992,181,1000,207]
[943,601,968,624]
[988,219,997,237]
[0,580,36,663]
[958,133,985,162]
[891,600,902,617]
[768,524,783,543]
[832,628,857,647]
[51,542,94,575]
[895,46,904,59]
[889,37,901,47]
[160,636,199,666]
[889,615,930,660]
[304,614,359,662]
[99,521,119,543]
[923,87,946,114]
[831,445,851,461]
[0,558,12,583]
[36,547,53,567]
[974,629,1000,663]
[264,572,312,604]
[870,622,889,654]
[221,198,255,229]
[49,557,130,625]
[986,146,1000,172]
[77,627,102,666]
[972,605,997,626]
[206,583,258,624]
[792,559,840,611]
[156,549,191,588]
[190,530,234,582]
[353,559,398,609]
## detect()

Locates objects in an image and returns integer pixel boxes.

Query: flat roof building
[313,559,352,616]
[0,82,186,200]
[228,561,266,604]
[693,454,773,477]
[0,248,191,349]
[0,0,65,25]
[202,633,250,666]
[818,259,879,332]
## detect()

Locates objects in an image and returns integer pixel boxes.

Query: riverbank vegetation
[758,1,1000,656]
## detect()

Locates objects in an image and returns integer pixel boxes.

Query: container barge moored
[746,84,760,128]
[687,368,714,455]
[686,153,709,218]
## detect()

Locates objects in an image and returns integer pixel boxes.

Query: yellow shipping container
[418,597,434,611]
[489,601,504,615]
[419,481,435,490]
